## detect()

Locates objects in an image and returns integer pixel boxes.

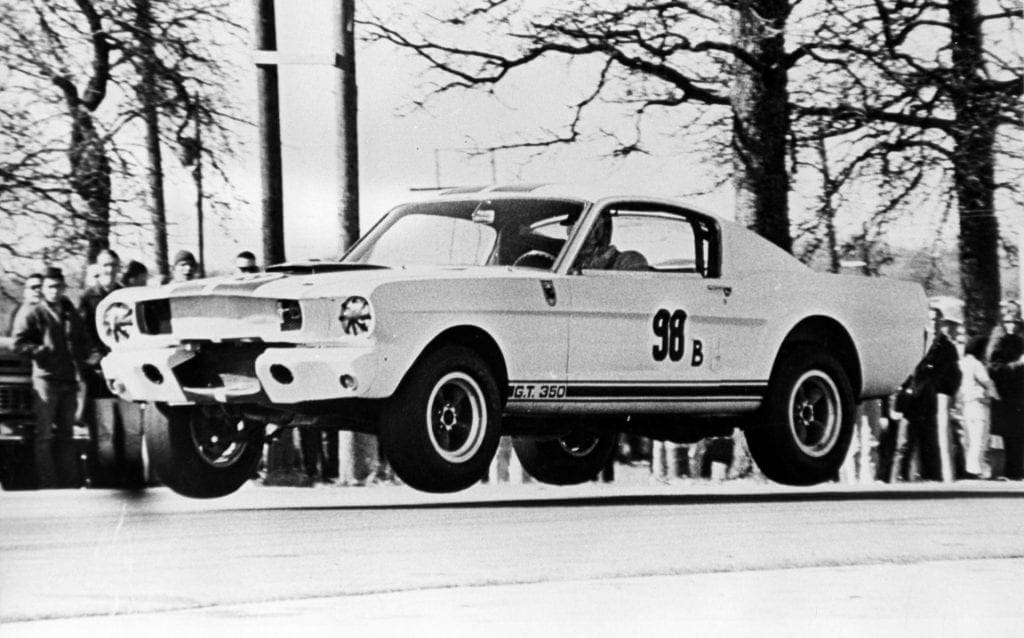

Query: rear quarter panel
[745,271,926,400]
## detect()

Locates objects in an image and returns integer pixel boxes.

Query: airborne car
[96,184,925,497]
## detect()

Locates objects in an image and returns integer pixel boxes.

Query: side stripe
[507,381,767,401]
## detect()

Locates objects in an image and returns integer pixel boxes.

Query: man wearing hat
[13,267,92,488]
[171,250,199,282]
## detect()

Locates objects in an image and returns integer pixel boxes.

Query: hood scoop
[264,262,388,275]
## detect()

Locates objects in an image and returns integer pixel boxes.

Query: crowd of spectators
[5,249,250,488]
[834,301,1024,484]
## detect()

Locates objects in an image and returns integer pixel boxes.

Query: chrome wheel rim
[787,370,841,458]
[190,409,250,468]
[426,372,487,464]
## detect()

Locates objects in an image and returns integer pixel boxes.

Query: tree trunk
[134,0,169,280]
[949,0,1001,336]
[68,107,111,263]
[730,0,792,253]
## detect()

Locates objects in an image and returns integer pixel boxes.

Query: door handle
[707,284,732,297]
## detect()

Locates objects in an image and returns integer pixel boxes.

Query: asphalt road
[3,480,1024,636]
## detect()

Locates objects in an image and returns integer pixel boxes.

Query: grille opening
[138,299,172,335]
[277,300,302,331]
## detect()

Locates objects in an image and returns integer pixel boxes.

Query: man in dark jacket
[78,249,121,384]
[899,307,962,481]
[13,267,91,488]
[987,302,1024,479]
[77,249,145,488]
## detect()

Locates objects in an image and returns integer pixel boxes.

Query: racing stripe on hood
[166,273,288,297]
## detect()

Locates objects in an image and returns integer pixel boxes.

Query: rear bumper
[100,344,381,405]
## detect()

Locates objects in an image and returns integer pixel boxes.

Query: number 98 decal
[653,308,704,366]
[653,308,687,362]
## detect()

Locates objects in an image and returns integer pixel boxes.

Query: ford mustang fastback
[96,184,926,497]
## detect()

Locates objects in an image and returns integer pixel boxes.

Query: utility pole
[336,0,359,251]
[334,0,376,485]
[254,0,307,487]
[254,0,285,266]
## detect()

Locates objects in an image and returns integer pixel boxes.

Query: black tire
[513,429,618,485]
[378,346,501,493]
[746,347,855,486]
[147,404,264,498]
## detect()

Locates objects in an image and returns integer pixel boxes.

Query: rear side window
[603,206,720,277]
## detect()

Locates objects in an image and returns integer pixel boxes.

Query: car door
[564,204,762,411]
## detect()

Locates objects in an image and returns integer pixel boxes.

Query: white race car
[97,184,926,497]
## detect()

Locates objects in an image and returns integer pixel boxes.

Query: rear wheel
[378,346,501,493]
[746,348,854,486]
[147,404,264,498]
[513,429,618,486]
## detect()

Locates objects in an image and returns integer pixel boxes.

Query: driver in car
[575,211,648,271]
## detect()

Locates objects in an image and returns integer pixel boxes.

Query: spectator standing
[78,249,122,359]
[652,439,689,483]
[987,302,1024,480]
[898,307,961,481]
[78,250,144,488]
[120,260,150,287]
[6,274,43,336]
[299,427,340,484]
[841,399,882,484]
[959,335,1000,479]
[234,251,259,274]
[171,250,199,282]
[12,267,91,488]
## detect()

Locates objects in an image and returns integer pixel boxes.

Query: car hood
[105,263,552,304]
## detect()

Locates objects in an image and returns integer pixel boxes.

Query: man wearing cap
[13,267,92,488]
[171,250,199,282]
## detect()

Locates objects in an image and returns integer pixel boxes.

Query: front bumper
[100,344,381,405]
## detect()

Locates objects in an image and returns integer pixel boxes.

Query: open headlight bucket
[339,296,373,336]
[102,302,135,344]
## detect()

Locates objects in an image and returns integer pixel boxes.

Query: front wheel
[745,348,854,486]
[378,346,501,493]
[147,405,264,498]
[513,429,618,485]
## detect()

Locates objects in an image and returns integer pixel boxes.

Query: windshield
[343,198,585,269]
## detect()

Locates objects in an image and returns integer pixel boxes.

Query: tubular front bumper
[100,344,381,405]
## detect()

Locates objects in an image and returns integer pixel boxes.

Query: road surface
[2,480,1024,636]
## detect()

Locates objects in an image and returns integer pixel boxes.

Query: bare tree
[362,0,802,251]
[0,0,247,283]
[795,0,1023,334]
[0,0,117,264]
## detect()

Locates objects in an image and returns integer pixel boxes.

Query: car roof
[428,183,723,217]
